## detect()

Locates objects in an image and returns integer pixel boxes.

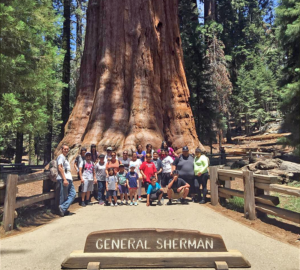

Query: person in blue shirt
[146,176,164,206]
[136,144,146,162]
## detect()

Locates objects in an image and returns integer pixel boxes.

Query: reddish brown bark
[56,0,203,166]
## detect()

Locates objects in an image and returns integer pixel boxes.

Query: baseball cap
[85,151,91,156]
[195,148,201,153]
[106,147,112,151]
[99,154,105,158]
[130,164,135,168]
[182,146,189,151]
[119,164,124,167]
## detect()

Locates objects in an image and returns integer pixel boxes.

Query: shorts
[149,190,163,201]
[169,189,185,199]
[129,187,137,190]
[82,180,94,192]
[161,173,171,187]
[119,184,128,194]
[144,182,150,193]
[107,190,117,197]
[157,174,162,185]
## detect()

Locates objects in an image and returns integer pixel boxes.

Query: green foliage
[0,0,64,137]
[276,0,300,152]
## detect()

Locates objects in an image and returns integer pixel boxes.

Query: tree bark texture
[61,0,71,139]
[56,0,203,165]
[15,132,23,164]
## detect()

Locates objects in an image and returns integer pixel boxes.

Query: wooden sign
[62,228,251,270]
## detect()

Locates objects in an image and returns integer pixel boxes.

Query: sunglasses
[111,155,116,157]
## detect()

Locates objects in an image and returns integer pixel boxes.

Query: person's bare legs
[113,196,118,205]
[137,178,142,199]
[124,193,128,202]
[183,187,189,199]
[86,191,90,201]
[167,189,172,200]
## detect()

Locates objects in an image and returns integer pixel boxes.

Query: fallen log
[256,203,300,224]
[233,133,291,142]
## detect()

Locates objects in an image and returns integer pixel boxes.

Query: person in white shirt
[160,149,174,187]
[129,152,143,200]
[94,154,107,205]
[56,144,76,217]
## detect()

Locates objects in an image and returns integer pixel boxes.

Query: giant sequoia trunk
[56,0,203,166]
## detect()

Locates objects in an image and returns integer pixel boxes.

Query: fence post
[43,178,52,207]
[243,171,256,220]
[2,174,18,232]
[210,166,219,206]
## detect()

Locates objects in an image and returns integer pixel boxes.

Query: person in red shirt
[139,153,157,194]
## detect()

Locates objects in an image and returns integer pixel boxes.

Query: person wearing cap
[104,147,118,162]
[74,147,87,180]
[172,146,196,200]
[167,170,190,205]
[79,152,97,207]
[116,164,129,205]
[94,154,107,205]
[194,148,209,204]
[119,150,131,171]
[126,164,139,205]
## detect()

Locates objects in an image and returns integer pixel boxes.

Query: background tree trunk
[15,132,23,164]
[61,0,71,139]
[56,0,203,168]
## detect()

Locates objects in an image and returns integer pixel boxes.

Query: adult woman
[145,144,154,158]
[136,144,146,162]
[119,150,130,171]
[194,148,209,204]
[157,141,178,160]
[90,144,99,163]
[105,151,120,176]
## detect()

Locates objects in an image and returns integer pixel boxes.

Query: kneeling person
[146,176,164,206]
[167,170,190,205]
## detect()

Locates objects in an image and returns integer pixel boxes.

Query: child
[94,154,106,205]
[106,167,118,206]
[79,152,97,207]
[126,164,139,206]
[129,152,143,201]
[140,153,157,193]
[146,176,164,206]
[117,164,128,205]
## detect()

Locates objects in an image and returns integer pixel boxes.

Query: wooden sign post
[62,229,250,270]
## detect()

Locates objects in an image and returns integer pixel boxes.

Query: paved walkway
[0,201,299,270]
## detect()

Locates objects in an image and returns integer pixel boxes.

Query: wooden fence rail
[210,166,300,224]
[1,171,58,232]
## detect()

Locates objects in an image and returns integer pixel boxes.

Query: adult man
[56,144,76,216]
[172,146,196,200]
[167,170,190,205]
[74,147,87,179]
[119,150,130,171]
[140,153,157,193]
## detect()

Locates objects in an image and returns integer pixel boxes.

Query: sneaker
[134,202,138,206]
[138,197,142,201]
[167,201,172,205]
[120,201,124,206]
[86,201,93,206]
[157,201,163,206]
[125,201,129,205]
[99,200,104,205]
[81,202,86,207]
[110,203,114,207]
[180,198,189,205]
[130,202,133,206]
[115,203,118,206]
[58,205,64,217]
[199,200,206,204]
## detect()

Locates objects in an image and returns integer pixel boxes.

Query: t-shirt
[129,159,142,174]
[56,154,72,181]
[172,154,194,181]
[152,158,162,173]
[145,149,154,158]
[194,155,209,175]
[147,182,161,195]
[119,157,131,171]
[126,171,138,188]
[75,155,85,165]
[106,175,118,190]
[158,147,176,160]
[161,156,174,173]
[79,160,94,181]
[94,161,107,181]
[139,161,157,183]
[117,171,127,185]
[104,154,118,163]
[169,177,187,193]
[106,159,120,175]
[136,150,146,162]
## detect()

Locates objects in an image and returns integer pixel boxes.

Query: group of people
[55,141,209,217]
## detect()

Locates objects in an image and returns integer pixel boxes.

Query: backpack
[49,160,58,182]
